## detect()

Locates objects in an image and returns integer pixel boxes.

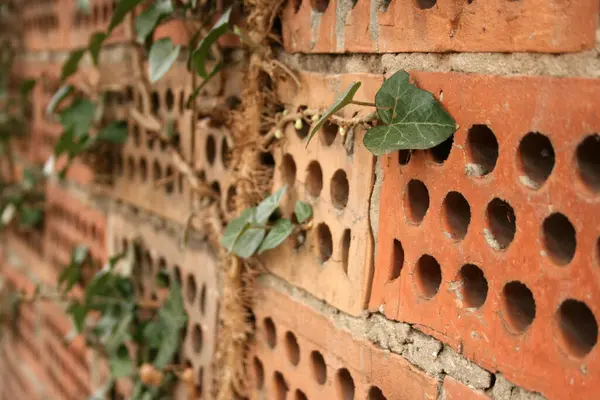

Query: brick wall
[2,1,599,399]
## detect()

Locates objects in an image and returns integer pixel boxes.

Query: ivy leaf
[294,201,313,223]
[58,98,95,137]
[73,245,90,264]
[109,345,134,378]
[149,38,181,83]
[54,129,76,156]
[220,208,254,252]
[258,219,293,254]
[135,0,173,43]
[308,81,361,146]
[185,62,221,108]
[232,227,266,258]
[108,0,144,33]
[151,283,187,369]
[61,49,86,82]
[363,70,456,155]
[254,185,287,225]
[19,206,42,227]
[190,7,231,78]
[46,85,73,116]
[88,33,107,66]
[96,121,128,144]
[19,79,36,96]
[67,301,87,332]
[77,0,90,13]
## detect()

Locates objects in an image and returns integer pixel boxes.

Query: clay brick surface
[261,71,378,316]
[370,71,600,399]
[281,0,598,53]
[443,376,490,400]
[248,280,439,400]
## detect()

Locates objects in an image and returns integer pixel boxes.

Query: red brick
[369,71,600,399]
[444,376,490,400]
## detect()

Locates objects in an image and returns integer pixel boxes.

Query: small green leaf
[108,0,144,33]
[46,85,73,116]
[61,49,86,82]
[151,282,187,369]
[232,227,266,258]
[109,344,134,378]
[363,70,457,155]
[77,0,90,13]
[149,38,181,83]
[255,185,287,225]
[54,129,76,156]
[258,219,293,254]
[22,168,37,190]
[221,208,254,252]
[58,98,95,137]
[186,63,221,108]
[294,201,313,223]
[96,121,128,144]
[67,301,87,332]
[307,81,361,146]
[19,206,42,227]
[88,33,107,65]
[73,245,89,264]
[190,7,231,78]
[135,0,173,43]
[19,79,36,96]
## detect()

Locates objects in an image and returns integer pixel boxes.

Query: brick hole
[205,135,216,165]
[429,135,453,164]
[186,274,197,302]
[596,237,600,266]
[341,229,351,274]
[517,132,555,189]
[284,331,300,366]
[293,0,302,12]
[178,173,184,193]
[336,368,355,400]
[126,86,134,102]
[368,386,386,400]
[379,0,391,12]
[295,389,308,400]
[211,181,221,197]
[92,4,99,24]
[165,89,174,111]
[116,154,124,176]
[416,0,436,9]
[192,324,203,353]
[139,158,148,181]
[576,134,600,193]
[165,166,175,194]
[502,281,536,333]
[485,198,516,250]
[414,255,442,299]
[132,125,140,146]
[274,371,289,400]
[306,161,323,197]
[330,169,350,209]
[152,160,162,182]
[557,300,598,357]
[390,239,404,280]
[221,137,231,168]
[264,317,277,348]
[174,265,182,285]
[456,264,488,309]
[127,156,136,179]
[310,350,327,384]
[199,283,206,315]
[196,367,204,396]
[157,256,167,279]
[171,132,181,152]
[295,106,310,139]
[398,149,411,165]
[281,154,297,187]
[466,125,498,177]
[316,223,333,262]
[441,191,470,241]
[253,357,265,389]
[404,179,430,224]
[542,213,576,266]
[310,0,329,12]
[226,185,237,212]
[321,121,338,146]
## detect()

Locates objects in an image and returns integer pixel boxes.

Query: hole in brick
[206,135,216,165]
[186,274,197,302]
[151,91,160,115]
[295,107,310,139]
[116,154,124,176]
[178,173,184,193]
[321,121,338,146]
[133,125,140,146]
[542,213,576,266]
[264,317,277,348]
[127,156,136,179]
[174,265,182,285]
[192,324,203,353]
[379,0,391,11]
[429,135,453,164]
[274,371,289,400]
[441,191,471,241]
[404,179,430,224]
[331,169,349,209]
[316,223,333,262]
[485,198,516,250]
[557,300,598,357]
[310,351,327,385]
[336,368,355,400]
[390,239,404,281]
[199,283,206,315]
[416,0,436,8]
[398,150,411,165]
[281,154,297,187]
[368,386,386,400]
[310,0,329,12]
[226,185,237,212]
[165,89,174,111]
[517,132,555,189]
[152,161,162,182]
[295,389,308,400]
[165,166,175,194]
[306,161,323,197]
[221,137,230,168]
[140,158,148,181]
[466,125,498,177]
[293,0,302,12]
[456,264,488,309]
[502,281,536,333]
[414,255,442,299]
[211,181,221,197]
[576,134,600,193]
[196,367,204,396]
[253,357,265,388]
[285,331,300,366]
[341,229,351,275]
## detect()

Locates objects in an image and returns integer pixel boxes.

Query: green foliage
[61,49,86,82]
[258,219,293,254]
[77,0,90,13]
[109,0,145,33]
[294,201,313,223]
[135,0,174,43]
[88,33,107,66]
[191,7,232,79]
[46,85,73,115]
[148,38,181,83]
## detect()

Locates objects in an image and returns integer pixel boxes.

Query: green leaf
[294,201,313,223]
[67,301,88,332]
[54,129,76,156]
[109,344,134,378]
[19,206,42,227]
[88,33,107,66]
[77,0,90,13]
[61,49,86,82]
[220,208,254,252]
[22,168,37,190]
[58,99,95,137]
[46,85,73,116]
[232,227,266,258]
[258,219,293,254]
[308,81,361,146]
[105,314,132,353]
[151,283,187,369]
[255,185,287,225]
[185,62,221,108]
[363,70,457,155]
[190,7,231,78]
[96,121,128,144]
[19,79,36,96]
[149,38,181,83]
[73,245,89,264]
[108,0,144,33]
[135,0,173,43]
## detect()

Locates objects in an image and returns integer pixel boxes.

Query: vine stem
[350,100,377,107]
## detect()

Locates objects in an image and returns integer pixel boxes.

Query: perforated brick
[281,0,598,53]
[68,0,129,49]
[260,71,379,316]
[22,0,68,51]
[248,280,439,399]
[370,71,600,399]
[109,209,221,395]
